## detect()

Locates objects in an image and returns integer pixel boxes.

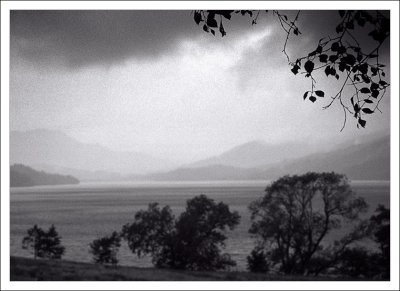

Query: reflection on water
[10,180,390,271]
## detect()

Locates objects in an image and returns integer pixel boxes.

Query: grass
[10,256,363,281]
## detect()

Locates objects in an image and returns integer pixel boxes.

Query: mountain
[186,140,312,169]
[10,129,176,180]
[262,135,390,181]
[10,164,79,187]
[138,135,390,181]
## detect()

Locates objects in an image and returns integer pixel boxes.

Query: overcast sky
[10,10,390,163]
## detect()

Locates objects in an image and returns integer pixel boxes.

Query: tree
[89,231,121,265]
[248,172,369,275]
[193,10,390,130]
[22,224,65,259]
[122,194,240,271]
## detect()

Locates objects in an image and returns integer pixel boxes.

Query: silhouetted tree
[122,194,240,271]
[248,172,369,275]
[193,10,390,130]
[22,224,65,259]
[89,231,121,265]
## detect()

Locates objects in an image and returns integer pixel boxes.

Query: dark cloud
[11,10,390,69]
[11,10,200,68]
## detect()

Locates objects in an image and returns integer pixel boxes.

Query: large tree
[248,172,369,275]
[122,194,240,271]
[193,10,390,130]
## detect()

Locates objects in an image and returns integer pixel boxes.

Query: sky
[10,10,391,163]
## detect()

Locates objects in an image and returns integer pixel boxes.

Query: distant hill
[138,135,390,181]
[262,135,390,181]
[10,129,176,179]
[186,140,312,169]
[10,164,79,187]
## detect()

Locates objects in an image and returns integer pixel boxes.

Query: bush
[247,248,269,273]
[22,224,65,259]
[89,231,121,265]
[335,247,382,278]
[122,194,240,271]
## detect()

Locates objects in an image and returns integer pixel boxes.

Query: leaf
[316,45,323,54]
[379,80,387,86]
[304,60,314,74]
[293,28,299,35]
[319,54,328,63]
[219,21,226,37]
[371,90,379,98]
[370,82,379,91]
[343,54,356,66]
[339,10,345,18]
[206,15,218,28]
[364,99,373,104]
[309,96,317,103]
[331,42,340,52]
[360,87,371,94]
[324,66,331,76]
[203,24,209,32]
[362,108,374,114]
[358,64,369,75]
[358,118,366,128]
[291,65,300,75]
[336,24,344,33]
[315,90,325,97]
[194,11,203,25]
[303,91,309,100]
[210,29,215,36]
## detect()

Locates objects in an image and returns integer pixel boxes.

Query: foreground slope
[10,164,79,187]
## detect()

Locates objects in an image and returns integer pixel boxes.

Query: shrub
[247,248,269,273]
[89,231,121,265]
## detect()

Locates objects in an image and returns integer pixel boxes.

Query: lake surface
[10,180,390,271]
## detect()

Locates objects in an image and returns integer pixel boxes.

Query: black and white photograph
[1,1,399,290]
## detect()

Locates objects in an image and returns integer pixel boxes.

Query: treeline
[21,172,390,280]
[10,164,79,187]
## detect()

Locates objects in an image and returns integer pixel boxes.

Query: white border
[1,1,399,290]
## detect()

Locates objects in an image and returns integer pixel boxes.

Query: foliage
[22,224,65,259]
[369,204,390,279]
[122,194,240,271]
[248,172,369,275]
[370,204,390,260]
[247,248,269,273]
[89,231,121,265]
[334,247,383,279]
[193,10,390,130]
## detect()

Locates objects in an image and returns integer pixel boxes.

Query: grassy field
[10,256,367,281]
